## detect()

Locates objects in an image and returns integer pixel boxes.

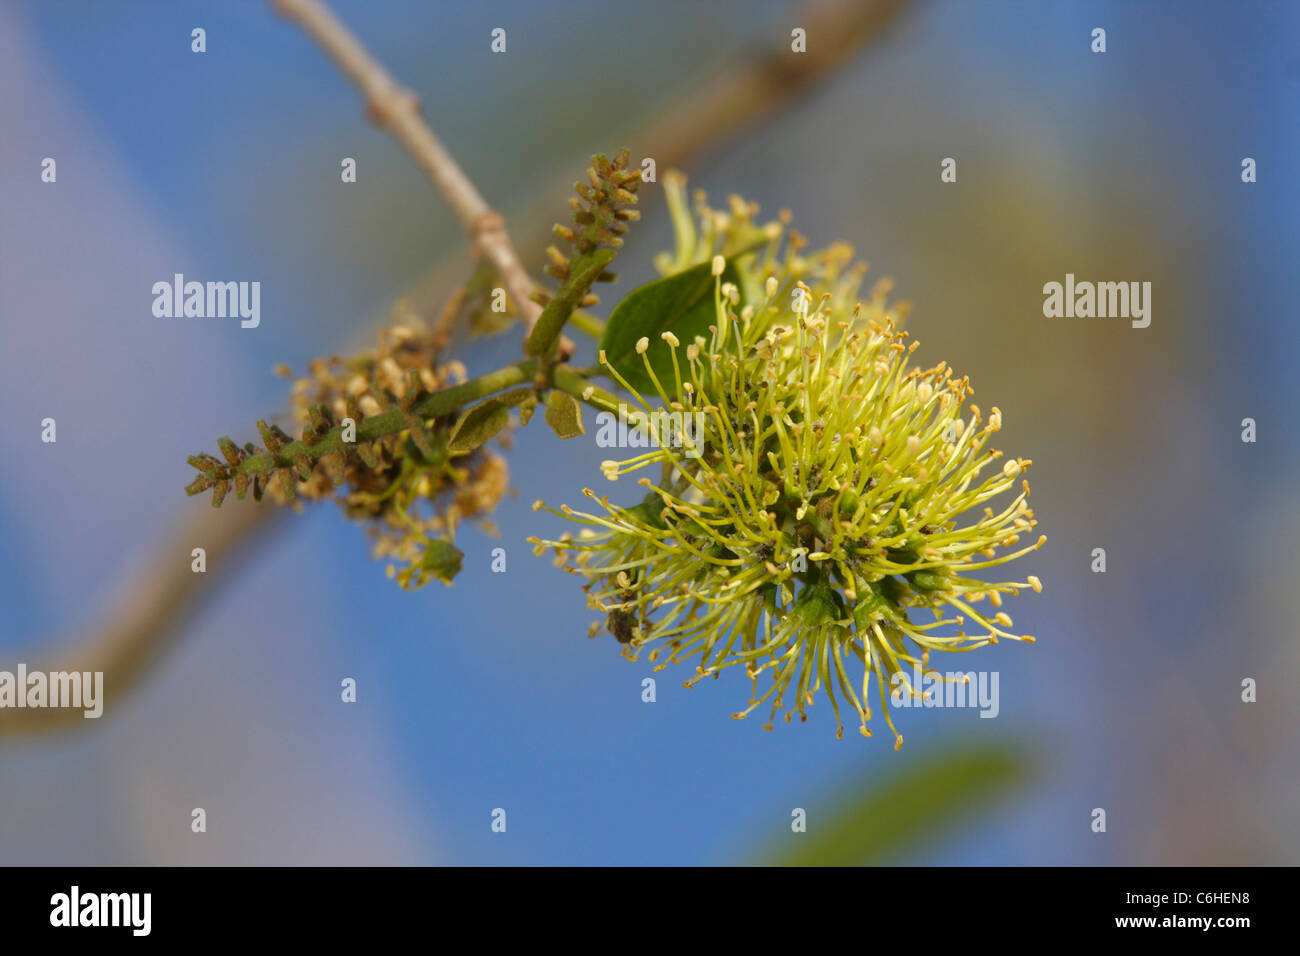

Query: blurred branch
[0,502,281,737]
[621,0,912,177]
[1,0,911,736]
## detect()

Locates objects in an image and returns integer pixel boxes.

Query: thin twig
[270,0,548,342]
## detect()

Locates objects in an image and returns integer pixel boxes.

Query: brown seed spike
[252,473,266,502]
[234,470,249,500]
[322,450,346,486]
[294,454,313,480]
[256,420,278,452]
[185,475,213,496]
[405,415,436,459]
[218,436,242,465]
[579,294,599,307]
[356,442,378,468]
[553,224,577,244]
[309,404,331,433]
[211,479,229,509]
[613,147,630,168]
[276,468,296,500]
[398,375,417,412]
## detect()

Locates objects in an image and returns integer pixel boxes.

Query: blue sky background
[2,0,1297,864]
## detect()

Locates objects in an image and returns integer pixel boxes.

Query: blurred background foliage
[1,0,1296,864]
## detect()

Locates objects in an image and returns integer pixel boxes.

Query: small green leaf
[544,391,585,439]
[497,387,539,426]
[448,398,510,453]
[496,387,537,408]
[419,537,463,583]
[395,536,465,589]
[600,258,740,394]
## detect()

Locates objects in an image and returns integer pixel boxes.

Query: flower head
[532,182,1044,744]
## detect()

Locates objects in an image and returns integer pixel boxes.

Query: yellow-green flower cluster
[532,186,1044,745]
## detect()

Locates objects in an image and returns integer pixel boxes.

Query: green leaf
[600,258,740,394]
[752,738,1035,866]
[396,536,464,589]
[447,397,510,453]
[496,387,539,426]
[543,390,585,439]
[419,538,463,582]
